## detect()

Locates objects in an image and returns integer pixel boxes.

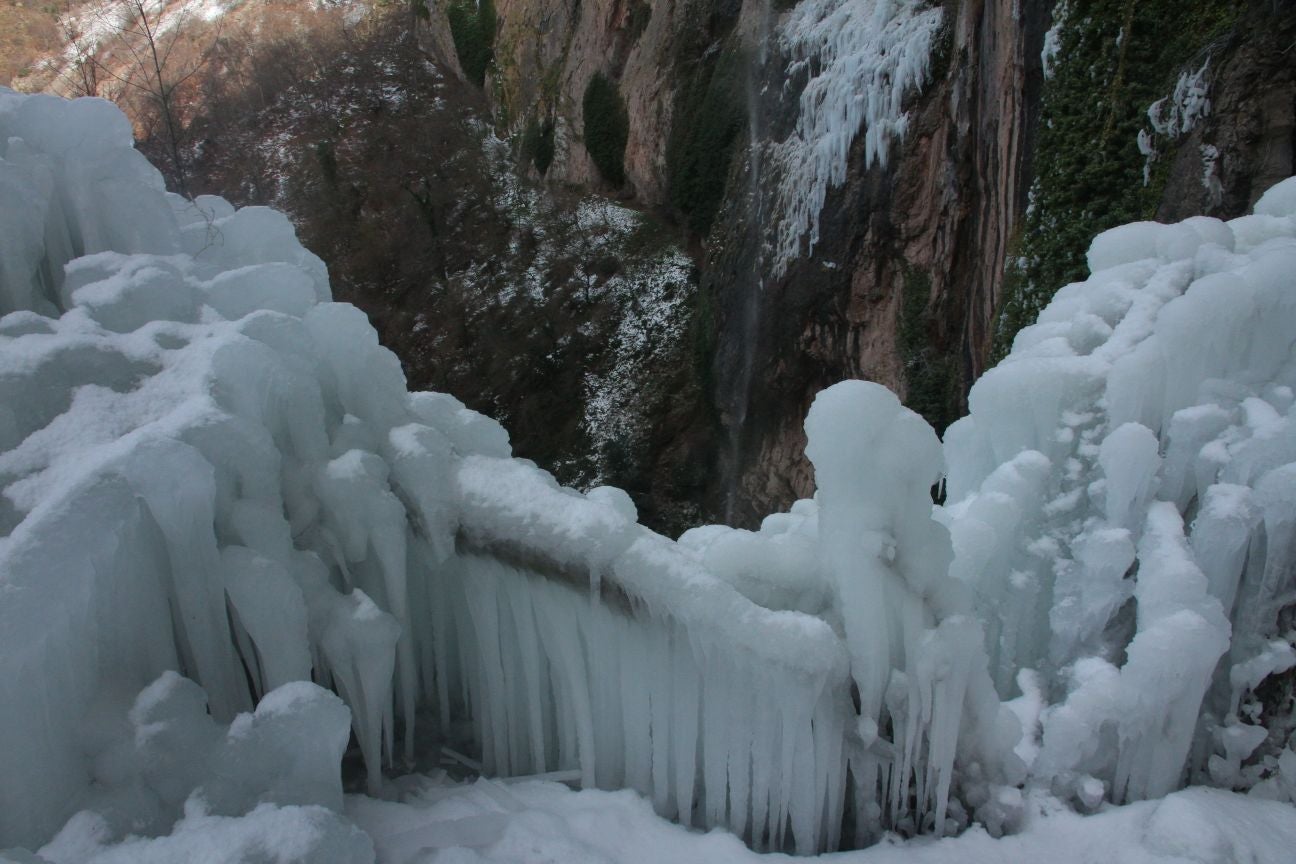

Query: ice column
[805,381,1008,836]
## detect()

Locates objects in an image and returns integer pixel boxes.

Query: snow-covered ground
[347,779,1296,864]
[3,88,1296,863]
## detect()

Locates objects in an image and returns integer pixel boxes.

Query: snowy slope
[2,87,1296,862]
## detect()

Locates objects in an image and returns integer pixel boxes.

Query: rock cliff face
[467,0,1296,529]
[711,0,1048,523]
[1154,10,1296,224]
[489,0,702,200]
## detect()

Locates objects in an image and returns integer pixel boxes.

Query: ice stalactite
[431,555,851,853]
[448,457,854,853]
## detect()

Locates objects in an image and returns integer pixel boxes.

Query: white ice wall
[945,188,1296,805]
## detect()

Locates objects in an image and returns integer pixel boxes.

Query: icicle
[725,661,752,838]
[649,627,676,818]
[620,626,654,796]
[504,582,549,776]
[670,629,700,829]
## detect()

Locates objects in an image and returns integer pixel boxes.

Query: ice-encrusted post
[804,381,1008,837]
[806,382,951,730]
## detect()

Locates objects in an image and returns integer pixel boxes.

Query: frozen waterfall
[772,0,943,271]
[3,87,1296,861]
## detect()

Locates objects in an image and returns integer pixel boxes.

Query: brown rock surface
[714,0,1046,524]
[491,0,703,200]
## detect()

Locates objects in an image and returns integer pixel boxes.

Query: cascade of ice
[0,89,858,854]
[945,200,1296,805]
[425,550,850,852]
[771,0,943,272]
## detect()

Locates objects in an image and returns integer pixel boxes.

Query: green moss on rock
[666,44,747,237]
[522,116,555,175]
[994,0,1241,358]
[448,0,497,86]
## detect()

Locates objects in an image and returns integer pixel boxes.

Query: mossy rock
[993,0,1242,358]
[447,0,497,86]
[900,266,958,434]
[521,116,556,176]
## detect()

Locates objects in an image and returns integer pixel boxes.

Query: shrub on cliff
[582,73,629,187]
[522,116,555,176]
[447,0,496,86]
[667,45,746,237]
[900,267,958,435]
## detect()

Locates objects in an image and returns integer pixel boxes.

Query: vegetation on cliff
[521,115,555,176]
[582,72,630,187]
[900,267,958,436]
[447,0,497,86]
[994,0,1242,357]
[666,44,747,237]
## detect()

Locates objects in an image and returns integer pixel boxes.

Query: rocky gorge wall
[446,0,1296,529]
[709,0,1048,523]
[487,0,711,201]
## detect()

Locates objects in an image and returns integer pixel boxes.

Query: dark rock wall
[1156,8,1296,222]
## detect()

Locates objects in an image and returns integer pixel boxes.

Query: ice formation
[1138,59,1213,186]
[1040,1,1069,81]
[3,86,1296,861]
[945,193,1296,806]
[773,0,943,270]
[0,89,854,856]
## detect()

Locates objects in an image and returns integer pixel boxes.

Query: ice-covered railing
[771,0,943,271]
[3,89,1011,857]
[943,182,1296,805]
[442,460,856,852]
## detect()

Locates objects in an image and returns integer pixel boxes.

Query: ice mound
[945,176,1296,806]
[35,801,373,864]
